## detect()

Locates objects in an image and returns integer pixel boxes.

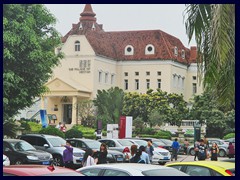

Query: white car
[3,154,10,166]
[77,163,189,176]
[126,139,171,165]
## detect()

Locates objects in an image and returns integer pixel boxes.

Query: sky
[44,4,196,48]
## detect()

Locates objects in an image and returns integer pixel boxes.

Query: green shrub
[73,125,95,134]
[83,134,96,139]
[142,127,155,135]
[65,128,83,139]
[19,120,31,132]
[223,133,235,139]
[39,126,65,138]
[139,134,171,139]
[28,121,42,132]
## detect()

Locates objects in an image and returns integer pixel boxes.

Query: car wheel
[219,149,226,157]
[189,148,195,156]
[53,155,63,166]
[158,162,166,165]
[15,159,23,165]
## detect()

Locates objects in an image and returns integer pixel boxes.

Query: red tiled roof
[61,4,197,64]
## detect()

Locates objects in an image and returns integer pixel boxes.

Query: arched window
[124,45,134,55]
[75,41,80,52]
[145,44,155,55]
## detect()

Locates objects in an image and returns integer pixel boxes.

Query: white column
[40,96,45,109]
[71,96,77,124]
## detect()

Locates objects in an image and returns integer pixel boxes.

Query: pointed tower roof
[80,4,96,22]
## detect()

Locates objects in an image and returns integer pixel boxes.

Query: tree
[93,87,124,127]
[3,4,62,122]
[148,109,165,128]
[77,100,96,127]
[3,119,19,138]
[184,4,235,109]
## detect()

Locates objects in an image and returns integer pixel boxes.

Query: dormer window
[174,46,178,56]
[92,23,96,30]
[181,49,185,59]
[125,45,134,55]
[79,23,83,30]
[75,41,80,51]
[145,44,155,55]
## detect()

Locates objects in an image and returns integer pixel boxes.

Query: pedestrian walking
[183,139,190,155]
[139,145,150,164]
[62,142,74,169]
[82,148,97,167]
[194,139,200,161]
[210,142,219,161]
[171,138,180,161]
[60,123,67,133]
[228,142,235,159]
[145,140,154,163]
[95,143,108,164]
[197,139,208,161]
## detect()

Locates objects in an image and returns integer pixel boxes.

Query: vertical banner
[125,116,132,138]
[40,109,48,128]
[119,116,126,139]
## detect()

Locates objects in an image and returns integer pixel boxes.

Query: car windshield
[153,141,166,146]
[85,141,101,149]
[42,172,84,176]
[160,139,173,145]
[117,140,133,146]
[10,141,36,151]
[133,140,147,146]
[47,137,66,147]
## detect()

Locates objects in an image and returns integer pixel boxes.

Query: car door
[35,137,50,151]
[3,142,17,164]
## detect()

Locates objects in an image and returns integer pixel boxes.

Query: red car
[3,165,84,176]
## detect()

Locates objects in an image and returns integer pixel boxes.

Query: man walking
[171,138,180,161]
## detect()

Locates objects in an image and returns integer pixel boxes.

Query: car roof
[67,138,97,142]
[21,134,60,138]
[78,163,188,176]
[3,165,82,176]
[4,139,24,143]
[166,161,235,169]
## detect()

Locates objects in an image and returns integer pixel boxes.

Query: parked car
[66,138,124,163]
[19,134,85,168]
[3,154,10,166]
[187,139,228,157]
[77,163,189,176]
[224,138,235,147]
[125,138,171,165]
[3,139,53,165]
[166,161,235,176]
[98,139,134,161]
[3,165,84,176]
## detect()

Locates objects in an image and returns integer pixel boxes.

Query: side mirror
[44,144,49,148]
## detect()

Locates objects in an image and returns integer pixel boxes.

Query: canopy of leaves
[3,4,62,120]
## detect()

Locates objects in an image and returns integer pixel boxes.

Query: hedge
[39,126,65,138]
[223,133,235,140]
[65,127,83,139]
[139,134,171,139]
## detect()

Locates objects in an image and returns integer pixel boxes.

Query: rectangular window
[178,77,181,88]
[124,72,128,76]
[105,73,108,83]
[146,79,150,89]
[124,79,128,90]
[98,71,102,83]
[182,78,185,89]
[193,76,196,80]
[111,74,114,84]
[157,71,161,76]
[146,71,150,76]
[135,72,139,76]
[157,79,161,89]
[135,79,139,90]
[193,83,197,94]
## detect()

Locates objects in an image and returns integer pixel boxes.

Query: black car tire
[219,149,226,157]
[189,148,195,156]
[53,155,64,167]
[15,159,23,165]
[158,162,166,165]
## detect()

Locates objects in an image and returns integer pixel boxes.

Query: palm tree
[184,4,235,110]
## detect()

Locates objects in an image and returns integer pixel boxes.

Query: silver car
[77,163,189,176]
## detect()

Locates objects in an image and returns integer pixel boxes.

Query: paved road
[165,154,232,165]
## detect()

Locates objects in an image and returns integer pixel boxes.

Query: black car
[3,139,53,165]
[66,138,124,163]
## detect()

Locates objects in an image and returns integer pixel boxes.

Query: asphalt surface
[164,154,233,165]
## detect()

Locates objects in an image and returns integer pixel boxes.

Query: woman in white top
[82,149,97,167]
